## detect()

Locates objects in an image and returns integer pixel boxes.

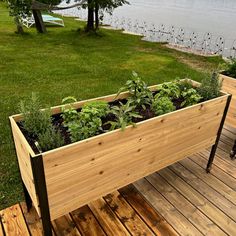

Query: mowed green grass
[0,2,223,209]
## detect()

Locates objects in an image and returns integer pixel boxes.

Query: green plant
[152,96,175,116]
[67,111,102,142]
[82,100,109,118]
[181,88,202,107]
[223,59,236,78]
[37,127,64,152]
[19,93,65,151]
[107,101,142,130]
[65,100,109,142]
[117,71,153,109]
[19,93,52,137]
[61,96,79,125]
[177,79,194,91]
[197,72,222,101]
[155,81,181,100]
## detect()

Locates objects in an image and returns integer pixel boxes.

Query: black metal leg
[230,139,236,160]
[22,182,32,212]
[206,95,232,173]
[31,155,52,236]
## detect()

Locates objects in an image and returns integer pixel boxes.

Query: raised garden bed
[219,64,236,158]
[10,79,231,236]
[219,74,236,127]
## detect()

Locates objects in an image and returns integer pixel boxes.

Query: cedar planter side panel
[9,118,40,216]
[9,83,230,223]
[220,74,236,127]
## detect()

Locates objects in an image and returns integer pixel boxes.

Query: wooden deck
[1,127,236,236]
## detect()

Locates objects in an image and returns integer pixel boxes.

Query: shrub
[197,72,222,101]
[152,96,175,116]
[223,59,236,78]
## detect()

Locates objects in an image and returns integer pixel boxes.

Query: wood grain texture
[220,74,236,127]
[0,204,30,236]
[9,117,40,216]
[20,202,43,236]
[180,157,236,205]
[158,167,236,236]
[43,95,228,220]
[134,179,203,236]
[0,222,4,236]
[119,185,178,236]
[104,191,155,235]
[190,152,236,190]
[71,205,106,236]
[88,198,131,236]
[1,127,236,236]
[146,173,226,236]
[52,214,81,236]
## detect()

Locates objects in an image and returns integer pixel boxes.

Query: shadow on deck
[1,127,236,236]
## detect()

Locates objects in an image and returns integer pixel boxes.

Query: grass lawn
[0,2,224,209]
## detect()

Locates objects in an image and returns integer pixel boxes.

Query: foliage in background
[6,0,62,33]
[223,59,236,78]
[75,0,128,31]
[197,72,222,101]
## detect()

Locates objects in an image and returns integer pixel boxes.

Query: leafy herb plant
[181,88,202,107]
[152,96,176,116]
[61,96,79,125]
[66,100,109,142]
[117,71,153,109]
[37,127,65,152]
[107,101,142,131]
[19,93,52,137]
[19,93,64,152]
[155,81,181,100]
[197,72,222,101]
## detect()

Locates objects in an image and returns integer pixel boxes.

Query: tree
[85,0,129,32]
[6,0,86,34]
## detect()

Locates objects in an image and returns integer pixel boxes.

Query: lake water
[56,0,236,57]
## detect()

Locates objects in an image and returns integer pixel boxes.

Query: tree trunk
[32,9,47,33]
[95,2,99,30]
[14,17,24,34]
[86,0,94,32]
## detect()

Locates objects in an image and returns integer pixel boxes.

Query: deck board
[1,127,236,235]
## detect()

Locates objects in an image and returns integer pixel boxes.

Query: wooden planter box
[219,74,236,159]
[219,74,236,127]
[9,81,231,235]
